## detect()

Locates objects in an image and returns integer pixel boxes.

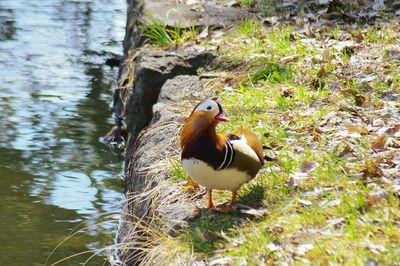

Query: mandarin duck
[180,99,265,212]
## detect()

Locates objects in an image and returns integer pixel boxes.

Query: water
[0,0,127,265]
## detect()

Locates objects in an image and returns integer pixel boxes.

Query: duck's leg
[207,188,215,209]
[228,191,237,209]
[216,191,237,213]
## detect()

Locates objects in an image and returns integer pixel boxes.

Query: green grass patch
[163,18,400,265]
[140,14,197,46]
[140,14,172,46]
[169,158,189,181]
[250,62,293,83]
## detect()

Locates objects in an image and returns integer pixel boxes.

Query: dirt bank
[114,1,253,264]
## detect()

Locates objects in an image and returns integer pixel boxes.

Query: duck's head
[181,99,228,148]
[190,99,229,124]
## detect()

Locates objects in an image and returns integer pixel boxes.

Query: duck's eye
[206,106,212,110]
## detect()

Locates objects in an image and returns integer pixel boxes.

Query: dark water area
[0,0,126,265]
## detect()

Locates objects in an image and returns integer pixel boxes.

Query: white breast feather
[182,134,259,191]
[182,159,251,191]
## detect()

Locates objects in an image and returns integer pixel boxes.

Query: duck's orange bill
[215,112,229,122]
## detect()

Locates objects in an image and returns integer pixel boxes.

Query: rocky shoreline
[110,1,400,265]
[114,1,253,264]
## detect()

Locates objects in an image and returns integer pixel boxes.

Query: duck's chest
[181,137,226,170]
[181,158,251,191]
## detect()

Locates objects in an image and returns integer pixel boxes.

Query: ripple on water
[0,0,127,264]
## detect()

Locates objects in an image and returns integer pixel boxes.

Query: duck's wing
[223,133,263,178]
[232,128,265,165]
[215,128,264,174]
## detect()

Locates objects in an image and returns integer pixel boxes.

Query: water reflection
[0,0,126,264]
[0,8,16,41]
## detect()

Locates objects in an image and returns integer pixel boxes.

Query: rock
[209,257,233,266]
[118,75,210,265]
[124,0,255,52]
[158,75,206,104]
[105,56,122,68]
[125,47,216,156]
[116,0,254,264]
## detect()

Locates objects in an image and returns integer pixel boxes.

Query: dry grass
[150,17,400,265]
[64,12,400,266]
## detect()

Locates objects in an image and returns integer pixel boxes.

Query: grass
[134,16,400,265]
[140,14,172,46]
[250,62,293,83]
[140,14,197,47]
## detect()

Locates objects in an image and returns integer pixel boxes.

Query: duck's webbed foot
[212,191,237,213]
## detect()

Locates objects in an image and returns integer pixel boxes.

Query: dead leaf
[387,138,400,148]
[328,217,345,229]
[346,125,369,135]
[231,235,246,247]
[239,207,268,217]
[355,94,371,107]
[352,30,364,42]
[296,243,314,255]
[376,126,393,136]
[381,168,400,178]
[257,33,265,40]
[266,241,282,252]
[288,171,309,187]
[338,89,356,97]
[268,224,284,234]
[358,81,374,91]
[300,161,319,173]
[209,257,233,266]
[285,176,297,188]
[311,78,325,89]
[366,241,388,255]
[329,82,341,90]
[327,198,341,207]
[280,55,299,63]
[304,23,314,37]
[363,162,384,177]
[298,199,312,206]
[371,136,386,151]
[303,190,319,197]
[393,185,400,196]
[198,26,209,39]
[374,101,384,109]
[372,156,387,165]
[312,131,321,141]
[185,179,199,189]
[367,189,389,206]
[322,47,330,62]
[320,258,330,266]
[281,87,294,97]
[384,49,400,59]
[335,142,353,157]
[365,258,379,266]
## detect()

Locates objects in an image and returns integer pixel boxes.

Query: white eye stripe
[195,99,218,112]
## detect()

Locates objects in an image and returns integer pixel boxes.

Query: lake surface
[0,0,126,265]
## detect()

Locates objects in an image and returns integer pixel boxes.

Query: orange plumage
[180,99,265,212]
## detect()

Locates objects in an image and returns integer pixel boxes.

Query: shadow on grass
[183,183,276,253]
